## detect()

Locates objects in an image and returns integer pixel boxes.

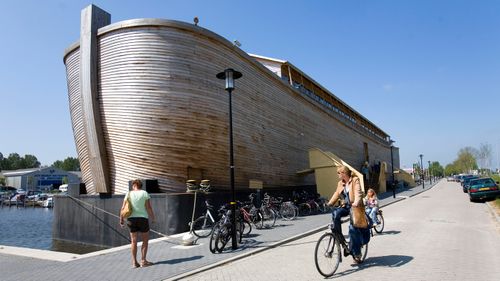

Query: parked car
[468,178,500,202]
[455,174,467,182]
[462,176,479,193]
[59,184,68,193]
[460,175,475,185]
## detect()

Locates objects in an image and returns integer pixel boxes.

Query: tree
[430,161,444,177]
[455,147,478,173]
[52,157,80,171]
[22,154,41,169]
[5,153,22,170]
[444,163,461,176]
[0,153,41,170]
[477,143,492,169]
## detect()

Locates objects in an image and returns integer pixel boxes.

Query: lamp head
[217,68,242,90]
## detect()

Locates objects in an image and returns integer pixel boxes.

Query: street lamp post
[428,160,432,184]
[390,141,395,198]
[217,68,242,250]
[419,154,424,189]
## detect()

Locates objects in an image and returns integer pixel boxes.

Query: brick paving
[0,181,436,281]
[176,179,500,281]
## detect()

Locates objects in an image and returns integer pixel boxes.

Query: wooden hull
[64,19,392,194]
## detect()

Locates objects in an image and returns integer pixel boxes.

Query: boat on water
[63,5,398,195]
[42,197,54,208]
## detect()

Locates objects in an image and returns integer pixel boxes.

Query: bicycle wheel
[280,202,297,220]
[214,224,231,253]
[314,232,341,277]
[251,209,264,229]
[242,220,252,236]
[374,213,384,233]
[359,242,368,262]
[192,216,214,238]
[209,224,220,253]
[298,203,311,216]
[261,207,276,228]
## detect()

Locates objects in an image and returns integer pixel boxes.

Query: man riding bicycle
[326,165,364,262]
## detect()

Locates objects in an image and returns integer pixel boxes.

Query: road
[179,180,500,280]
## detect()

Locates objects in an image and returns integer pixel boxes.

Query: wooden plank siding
[79,5,111,193]
[64,19,394,194]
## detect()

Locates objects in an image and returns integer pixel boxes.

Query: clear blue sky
[1,0,500,170]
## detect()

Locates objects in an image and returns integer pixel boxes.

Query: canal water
[0,206,107,254]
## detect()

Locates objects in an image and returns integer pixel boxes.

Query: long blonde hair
[366,188,377,198]
[337,165,352,177]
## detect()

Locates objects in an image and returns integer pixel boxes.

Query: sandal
[140,261,154,267]
[132,262,140,268]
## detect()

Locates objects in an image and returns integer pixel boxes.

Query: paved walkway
[178,179,500,281]
[0,180,437,281]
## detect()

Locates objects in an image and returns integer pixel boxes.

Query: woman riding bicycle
[364,188,380,226]
[326,165,364,262]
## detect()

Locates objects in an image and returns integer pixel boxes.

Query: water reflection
[0,207,107,254]
[0,207,53,250]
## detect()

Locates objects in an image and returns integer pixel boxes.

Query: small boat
[42,197,54,208]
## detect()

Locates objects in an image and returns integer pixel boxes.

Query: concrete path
[0,180,441,281]
[177,179,500,281]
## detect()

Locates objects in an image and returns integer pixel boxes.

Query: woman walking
[120,179,156,268]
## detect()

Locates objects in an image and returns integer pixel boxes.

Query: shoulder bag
[120,193,133,218]
[350,205,368,229]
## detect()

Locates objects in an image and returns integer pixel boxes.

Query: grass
[490,174,500,209]
[495,198,500,209]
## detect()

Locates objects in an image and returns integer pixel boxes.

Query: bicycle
[372,209,384,234]
[314,223,369,277]
[259,194,277,228]
[210,207,244,253]
[240,200,265,230]
[190,199,218,238]
[238,203,257,235]
[264,193,297,221]
[279,200,298,220]
[209,204,231,253]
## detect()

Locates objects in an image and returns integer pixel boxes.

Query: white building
[1,167,80,191]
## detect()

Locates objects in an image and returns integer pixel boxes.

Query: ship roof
[249,54,390,142]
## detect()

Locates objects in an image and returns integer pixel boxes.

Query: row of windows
[286,78,387,142]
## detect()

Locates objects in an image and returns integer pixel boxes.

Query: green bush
[493,175,500,209]
[491,174,500,182]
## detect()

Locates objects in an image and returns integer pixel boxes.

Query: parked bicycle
[238,202,260,233]
[258,194,277,228]
[242,195,267,230]
[264,193,297,221]
[314,223,369,277]
[293,190,313,216]
[209,206,244,253]
[190,199,218,238]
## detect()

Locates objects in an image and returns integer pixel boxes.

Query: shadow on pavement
[244,233,260,238]
[332,255,413,278]
[361,254,413,268]
[157,255,203,265]
[375,230,401,236]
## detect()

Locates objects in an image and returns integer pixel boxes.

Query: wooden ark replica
[63,5,399,195]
